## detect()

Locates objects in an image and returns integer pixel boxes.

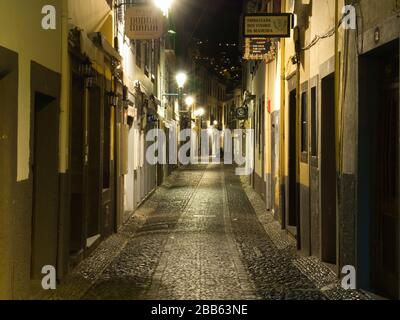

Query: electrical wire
[301,10,351,51]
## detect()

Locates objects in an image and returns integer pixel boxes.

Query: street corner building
[0,0,399,302]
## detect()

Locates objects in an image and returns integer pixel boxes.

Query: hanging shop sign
[125,5,164,40]
[244,38,278,61]
[244,37,270,60]
[236,106,249,120]
[243,13,292,38]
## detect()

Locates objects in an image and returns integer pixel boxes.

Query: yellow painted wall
[68,0,112,35]
[0,0,63,299]
[0,0,115,299]
[282,0,342,181]
[0,0,62,182]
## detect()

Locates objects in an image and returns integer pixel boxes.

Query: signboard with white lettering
[244,38,270,60]
[243,13,292,38]
[125,5,164,40]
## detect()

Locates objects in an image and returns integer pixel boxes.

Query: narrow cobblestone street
[34,165,369,300]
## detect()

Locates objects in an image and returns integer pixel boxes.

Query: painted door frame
[29,61,61,281]
[319,56,338,268]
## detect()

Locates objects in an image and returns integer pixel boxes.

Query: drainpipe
[57,0,70,280]
[294,23,301,250]
[335,1,341,173]
[60,0,69,177]
[279,0,286,229]
[335,0,341,275]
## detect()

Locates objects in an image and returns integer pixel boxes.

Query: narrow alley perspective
[34,164,367,300]
[1,0,400,312]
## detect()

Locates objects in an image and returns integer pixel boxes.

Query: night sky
[175,0,243,90]
[186,0,243,42]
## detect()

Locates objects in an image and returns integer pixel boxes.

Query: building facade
[241,0,400,299]
[0,0,177,299]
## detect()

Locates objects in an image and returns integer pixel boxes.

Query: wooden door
[320,74,337,265]
[69,74,85,255]
[288,90,299,238]
[373,66,399,299]
[31,93,59,279]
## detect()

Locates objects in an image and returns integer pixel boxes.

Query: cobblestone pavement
[37,164,370,300]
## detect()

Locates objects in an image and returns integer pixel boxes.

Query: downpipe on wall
[335,0,342,276]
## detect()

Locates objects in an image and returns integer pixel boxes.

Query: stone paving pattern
[34,165,371,300]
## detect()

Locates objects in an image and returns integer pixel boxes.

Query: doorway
[287,89,299,239]
[359,39,399,298]
[86,86,102,243]
[69,73,85,257]
[31,92,59,279]
[320,73,337,265]
[124,118,136,221]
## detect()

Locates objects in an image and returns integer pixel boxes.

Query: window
[260,96,265,156]
[310,87,318,158]
[301,91,308,159]
[103,98,111,189]
[151,40,156,83]
[256,98,263,152]
[136,40,142,68]
[116,0,124,21]
[144,42,149,76]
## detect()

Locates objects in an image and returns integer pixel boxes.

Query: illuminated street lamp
[176,72,188,89]
[185,96,195,107]
[153,0,173,16]
[194,108,205,154]
[194,108,205,117]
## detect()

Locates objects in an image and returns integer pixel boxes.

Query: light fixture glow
[194,108,205,117]
[153,0,173,15]
[176,72,188,89]
[185,96,195,107]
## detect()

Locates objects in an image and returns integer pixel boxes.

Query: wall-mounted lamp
[79,58,93,78]
[176,72,188,89]
[79,58,95,88]
[185,96,195,107]
[107,91,119,106]
[153,0,173,16]
[123,100,130,109]
[194,108,205,117]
